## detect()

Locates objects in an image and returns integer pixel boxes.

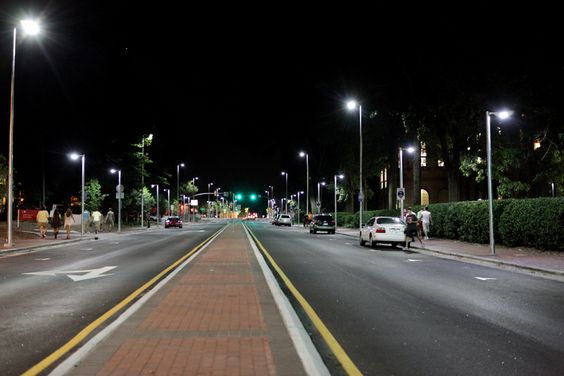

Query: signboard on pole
[397,187,405,200]
[190,199,198,206]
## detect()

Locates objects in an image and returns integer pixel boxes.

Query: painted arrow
[23,266,117,282]
[475,277,497,281]
[406,259,423,262]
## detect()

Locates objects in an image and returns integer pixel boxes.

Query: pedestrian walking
[51,208,62,239]
[83,210,91,233]
[91,210,103,234]
[105,208,115,232]
[420,206,432,240]
[36,205,50,238]
[64,208,75,239]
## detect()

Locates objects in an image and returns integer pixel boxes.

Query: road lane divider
[24,224,229,376]
[245,224,363,376]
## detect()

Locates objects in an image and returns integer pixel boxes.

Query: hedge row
[338,197,564,251]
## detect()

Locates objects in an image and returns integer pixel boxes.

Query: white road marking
[475,277,497,281]
[80,248,93,251]
[34,258,51,261]
[23,266,117,282]
[406,259,423,262]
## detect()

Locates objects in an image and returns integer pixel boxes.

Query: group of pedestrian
[403,206,432,250]
[36,206,115,239]
[82,209,115,234]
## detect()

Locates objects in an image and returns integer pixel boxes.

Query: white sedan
[359,216,405,248]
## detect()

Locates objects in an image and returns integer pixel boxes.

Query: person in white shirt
[420,207,432,240]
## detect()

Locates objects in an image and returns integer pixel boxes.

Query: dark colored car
[309,214,335,234]
[164,216,183,228]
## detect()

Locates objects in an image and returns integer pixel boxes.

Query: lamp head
[69,153,81,160]
[346,100,358,110]
[299,151,306,157]
[21,19,40,35]
[110,169,118,174]
[337,174,345,179]
[497,110,513,120]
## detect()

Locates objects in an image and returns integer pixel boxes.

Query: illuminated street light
[281,172,288,213]
[299,151,309,215]
[399,146,415,220]
[346,100,363,229]
[69,153,85,236]
[110,169,122,232]
[176,162,185,215]
[151,184,160,226]
[5,19,41,247]
[317,181,326,214]
[486,110,513,255]
[334,174,344,227]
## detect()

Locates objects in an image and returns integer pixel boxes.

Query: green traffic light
[235,193,243,200]
[250,194,257,201]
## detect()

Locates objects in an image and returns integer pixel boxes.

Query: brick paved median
[66,223,307,376]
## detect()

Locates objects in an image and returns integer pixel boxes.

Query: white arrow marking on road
[406,259,423,262]
[23,266,117,282]
[34,258,51,261]
[80,248,93,251]
[475,277,497,281]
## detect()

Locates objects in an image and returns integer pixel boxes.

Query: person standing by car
[404,207,423,249]
[36,205,49,239]
[64,208,75,239]
[51,208,62,239]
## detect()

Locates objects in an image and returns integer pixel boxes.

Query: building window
[420,143,427,167]
[437,159,445,167]
[420,189,429,206]
[380,168,387,189]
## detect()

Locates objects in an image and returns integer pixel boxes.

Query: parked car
[309,214,335,234]
[276,214,292,226]
[164,216,183,228]
[359,216,405,248]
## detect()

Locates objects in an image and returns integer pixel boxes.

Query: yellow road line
[23,226,226,376]
[246,224,363,376]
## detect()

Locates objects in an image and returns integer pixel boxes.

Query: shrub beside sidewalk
[337,197,564,251]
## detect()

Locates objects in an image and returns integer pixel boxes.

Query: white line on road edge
[243,225,330,376]
[48,226,228,376]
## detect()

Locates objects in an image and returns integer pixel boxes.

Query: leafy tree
[85,179,109,211]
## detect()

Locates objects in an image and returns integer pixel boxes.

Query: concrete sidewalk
[336,226,564,280]
[47,222,318,376]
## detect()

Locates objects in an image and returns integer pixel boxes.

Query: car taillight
[375,227,386,233]
[330,220,335,225]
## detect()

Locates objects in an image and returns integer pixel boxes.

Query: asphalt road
[246,221,564,376]
[0,221,225,376]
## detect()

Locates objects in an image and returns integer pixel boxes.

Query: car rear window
[316,215,333,221]
[280,215,290,218]
[377,217,401,224]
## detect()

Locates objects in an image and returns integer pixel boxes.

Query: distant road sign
[116,184,124,193]
[397,187,405,200]
[116,192,124,199]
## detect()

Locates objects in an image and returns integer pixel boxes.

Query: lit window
[380,168,388,189]
[420,143,427,167]
[438,159,445,167]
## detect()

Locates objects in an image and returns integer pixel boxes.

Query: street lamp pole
[399,147,415,221]
[299,152,309,215]
[281,172,288,213]
[347,101,363,229]
[164,189,170,216]
[176,163,184,216]
[151,184,159,225]
[334,174,344,227]
[317,181,326,213]
[297,191,304,225]
[110,169,122,232]
[140,134,153,228]
[70,153,85,236]
[486,110,513,255]
[5,20,40,247]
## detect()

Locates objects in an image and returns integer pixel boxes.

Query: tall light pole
[297,191,304,225]
[176,162,184,215]
[281,172,288,213]
[5,19,40,247]
[110,169,122,232]
[207,182,213,218]
[399,146,415,221]
[299,151,309,215]
[347,100,363,229]
[486,110,513,255]
[151,184,160,225]
[164,189,170,216]
[70,153,85,237]
[317,181,326,213]
[334,174,344,227]
[140,134,153,228]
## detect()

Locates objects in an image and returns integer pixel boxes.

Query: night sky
[0,1,561,207]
